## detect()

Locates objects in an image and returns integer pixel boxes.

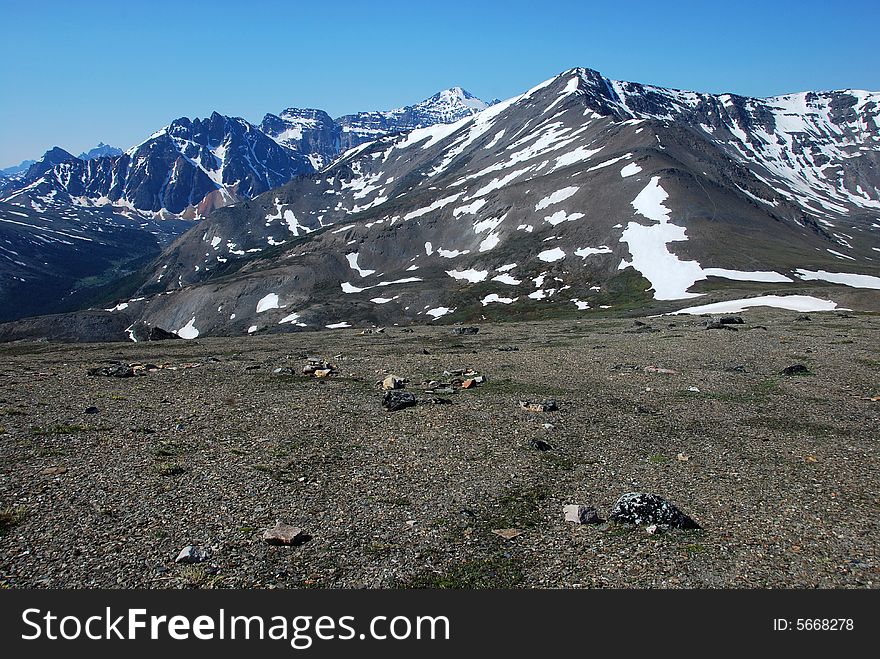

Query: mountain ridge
[1,66,878,339]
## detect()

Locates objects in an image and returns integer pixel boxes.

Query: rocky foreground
[1,311,878,588]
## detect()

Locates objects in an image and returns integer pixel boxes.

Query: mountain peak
[78,143,123,161]
[40,146,77,164]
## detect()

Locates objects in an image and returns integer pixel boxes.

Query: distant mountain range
[0,88,493,217]
[1,68,878,341]
[0,88,494,322]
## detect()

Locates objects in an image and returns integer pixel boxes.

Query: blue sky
[1,0,878,166]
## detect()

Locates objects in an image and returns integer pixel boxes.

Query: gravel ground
[0,310,878,589]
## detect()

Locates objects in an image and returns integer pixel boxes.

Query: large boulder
[609,492,700,529]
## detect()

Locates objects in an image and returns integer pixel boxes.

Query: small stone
[84,406,99,414]
[175,545,211,564]
[262,522,309,546]
[687,386,700,393]
[382,390,417,411]
[782,364,810,376]
[719,316,744,325]
[676,452,690,462]
[529,439,553,451]
[313,369,332,378]
[542,423,554,430]
[382,375,405,390]
[41,466,68,476]
[451,327,479,335]
[461,379,475,389]
[645,524,660,535]
[519,399,558,413]
[644,366,677,375]
[563,505,601,524]
[491,528,523,540]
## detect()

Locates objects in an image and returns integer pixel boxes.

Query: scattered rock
[724,364,746,373]
[41,466,67,476]
[782,364,810,376]
[272,367,297,375]
[644,365,677,375]
[645,524,661,535]
[175,545,211,564]
[303,359,336,376]
[519,399,558,412]
[84,406,99,414]
[461,379,476,389]
[687,386,701,393]
[87,363,137,378]
[676,452,690,462]
[529,439,553,451]
[382,391,417,411]
[795,315,812,322]
[452,327,479,335]
[262,522,309,546]
[705,318,737,331]
[720,316,744,325]
[497,345,519,352]
[563,505,601,524]
[609,492,700,529]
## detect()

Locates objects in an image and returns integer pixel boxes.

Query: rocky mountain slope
[0,199,189,322]
[3,67,879,340]
[83,67,878,341]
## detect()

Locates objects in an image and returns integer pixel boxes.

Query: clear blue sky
[2,0,878,167]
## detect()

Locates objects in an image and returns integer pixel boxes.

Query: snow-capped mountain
[2,67,878,339]
[1,158,37,177]
[78,142,123,160]
[60,67,873,341]
[260,88,493,170]
[335,87,493,152]
[2,89,492,217]
[1,113,315,216]
[259,108,340,171]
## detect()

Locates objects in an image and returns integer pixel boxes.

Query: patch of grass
[0,408,26,416]
[484,484,549,530]
[30,424,91,435]
[743,416,847,437]
[684,543,709,555]
[755,377,784,396]
[178,565,223,589]
[153,440,185,458]
[0,506,27,535]
[539,451,576,471]
[648,453,670,464]
[398,553,524,589]
[375,496,412,506]
[228,447,249,456]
